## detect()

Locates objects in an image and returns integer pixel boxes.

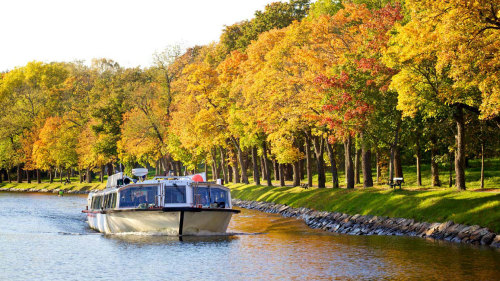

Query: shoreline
[0,184,103,194]
[232,198,500,249]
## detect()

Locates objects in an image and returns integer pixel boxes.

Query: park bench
[389,177,404,189]
[301,183,309,189]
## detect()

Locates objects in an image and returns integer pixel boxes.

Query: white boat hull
[86,208,236,235]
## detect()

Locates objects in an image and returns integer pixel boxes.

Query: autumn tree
[384,0,499,190]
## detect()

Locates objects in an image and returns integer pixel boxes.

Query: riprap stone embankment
[232,199,500,248]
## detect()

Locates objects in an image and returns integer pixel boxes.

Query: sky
[0,0,278,71]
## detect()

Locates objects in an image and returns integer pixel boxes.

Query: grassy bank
[228,183,500,233]
[0,182,106,193]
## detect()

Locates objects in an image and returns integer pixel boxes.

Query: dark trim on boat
[90,207,241,214]
[179,211,184,235]
[161,207,240,213]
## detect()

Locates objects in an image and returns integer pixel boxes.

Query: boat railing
[152,176,193,181]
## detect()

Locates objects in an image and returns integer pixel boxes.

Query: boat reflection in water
[105,232,240,244]
[83,169,240,235]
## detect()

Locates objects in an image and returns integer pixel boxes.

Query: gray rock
[490,235,500,248]
[480,232,496,246]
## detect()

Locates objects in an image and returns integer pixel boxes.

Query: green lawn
[0,182,106,192]
[228,182,500,233]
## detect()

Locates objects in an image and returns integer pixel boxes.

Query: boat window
[164,186,186,204]
[111,193,117,208]
[119,185,158,208]
[194,187,210,207]
[104,193,116,209]
[210,188,230,208]
[104,194,110,209]
[92,195,103,210]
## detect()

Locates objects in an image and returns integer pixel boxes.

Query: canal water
[1,192,499,280]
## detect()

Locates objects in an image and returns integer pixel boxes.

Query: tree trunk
[49,168,54,183]
[298,140,305,180]
[389,117,402,184]
[220,148,229,184]
[260,156,266,184]
[454,107,466,190]
[360,132,372,188]
[326,142,339,188]
[273,159,279,181]
[480,143,485,189]
[211,147,219,181]
[106,163,113,176]
[292,161,300,187]
[17,164,22,183]
[284,164,292,181]
[239,149,248,184]
[7,168,11,183]
[362,148,373,188]
[354,148,361,185]
[262,141,272,187]
[228,165,233,183]
[26,170,31,184]
[100,165,104,183]
[86,168,92,183]
[305,138,313,188]
[232,140,248,184]
[344,135,354,189]
[431,142,441,187]
[311,135,326,188]
[231,152,240,184]
[251,146,260,185]
[416,136,422,186]
[394,148,403,178]
[279,163,285,187]
[210,162,216,181]
[161,157,168,175]
[376,152,381,183]
[59,167,63,183]
[172,161,177,176]
[449,151,454,188]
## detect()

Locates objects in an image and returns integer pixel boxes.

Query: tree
[119,82,170,170]
[384,1,496,190]
[314,3,402,188]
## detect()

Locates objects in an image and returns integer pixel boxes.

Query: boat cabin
[88,176,232,211]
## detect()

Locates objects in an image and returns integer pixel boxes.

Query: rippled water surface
[1,192,499,280]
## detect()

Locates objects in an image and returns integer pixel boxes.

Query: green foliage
[218,0,311,54]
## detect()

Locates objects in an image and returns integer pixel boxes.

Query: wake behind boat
[82,169,240,235]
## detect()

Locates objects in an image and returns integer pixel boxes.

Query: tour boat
[82,169,239,235]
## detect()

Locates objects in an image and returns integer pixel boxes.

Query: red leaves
[314,72,350,90]
[319,86,372,138]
